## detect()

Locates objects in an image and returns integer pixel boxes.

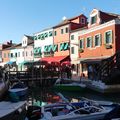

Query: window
[38,34,41,39]
[71,35,74,40]
[31,51,33,56]
[8,53,10,58]
[61,29,64,34]
[54,31,57,36]
[11,53,13,58]
[26,51,27,56]
[81,18,85,24]
[34,36,37,40]
[15,53,17,57]
[44,32,48,38]
[86,37,92,48]
[4,53,6,58]
[71,47,74,54]
[65,27,69,33]
[94,34,101,47]
[18,52,20,57]
[22,51,24,57]
[105,31,112,44]
[79,39,84,49]
[91,15,97,24]
[49,31,53,36]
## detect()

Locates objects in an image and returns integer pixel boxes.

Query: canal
[27,86,120,106]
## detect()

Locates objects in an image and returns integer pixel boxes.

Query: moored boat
[9,81,28,102]
[54,78,86,91]
[0,101,27,120]
[26,100,117,120]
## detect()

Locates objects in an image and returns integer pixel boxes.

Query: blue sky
[0,0,120,43]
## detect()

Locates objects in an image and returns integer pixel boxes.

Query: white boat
[26,100,117,120]
[54,78,86,92]
[41,102,115,120]
[0,101,27,120]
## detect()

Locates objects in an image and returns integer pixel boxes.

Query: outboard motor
[26,106,42,120]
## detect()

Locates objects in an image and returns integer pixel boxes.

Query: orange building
[77,8,120,77]
[53,14,87,63]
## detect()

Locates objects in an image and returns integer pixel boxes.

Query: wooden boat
[0,101,27,120]
[26,100,117,120]
[9,81,28,102]
[54,78,86,91]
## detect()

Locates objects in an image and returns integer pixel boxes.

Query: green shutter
[34,36,37,40]
[64,43,69,50]
[41,34,44,40]
[44,46,48,52]
[48,45,53,52]
[38,34,41,39]
[60,43,64,51]
[49,31,53,36]
[34,48,37,54]
[52,45,57,52]
[44,32,48,38]
[38,47,41,54]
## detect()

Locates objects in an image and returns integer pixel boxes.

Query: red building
[77,8,120,78]
[52,14,87,63]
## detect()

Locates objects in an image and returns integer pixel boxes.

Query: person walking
[88,65,94,80]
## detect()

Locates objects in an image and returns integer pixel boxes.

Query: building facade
[77,8,120,77]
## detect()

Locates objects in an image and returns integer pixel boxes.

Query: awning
[6,61,16,65]
[40,56,70,63]
[80,58,104,64]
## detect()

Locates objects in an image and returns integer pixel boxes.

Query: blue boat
[9,81,28,102]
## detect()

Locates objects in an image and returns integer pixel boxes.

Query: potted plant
[104,44,112,49]
[79,48,84,53]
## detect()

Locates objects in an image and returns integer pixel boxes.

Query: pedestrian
[88,65,94,80]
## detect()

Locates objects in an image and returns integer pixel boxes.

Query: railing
[97,51,120,81]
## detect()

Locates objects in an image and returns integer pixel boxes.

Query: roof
[53,14,87,28]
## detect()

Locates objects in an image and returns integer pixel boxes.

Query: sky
[0,0,120,44]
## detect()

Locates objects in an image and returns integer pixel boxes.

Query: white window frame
[71,35,74,40]
[104,30,113,44]
[71,47,75,54]
[79,38,84,49]
[86,36,92,48]
[94,33,101,47]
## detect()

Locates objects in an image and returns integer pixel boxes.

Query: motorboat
[0,100,27,120]
[8,81,28,102]
[26,100,118,120]
[54,78,86,92]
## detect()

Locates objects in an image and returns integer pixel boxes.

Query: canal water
[27,86,120,106]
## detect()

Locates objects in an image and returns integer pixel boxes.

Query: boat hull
[9,88,28,102]
[54,85,85,92]
[0,101,26,120]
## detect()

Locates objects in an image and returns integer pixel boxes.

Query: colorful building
[52,14,87,64]
[77,8,120,77]
[33,28,54,61]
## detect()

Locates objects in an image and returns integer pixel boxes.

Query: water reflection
[27,87,120,106]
